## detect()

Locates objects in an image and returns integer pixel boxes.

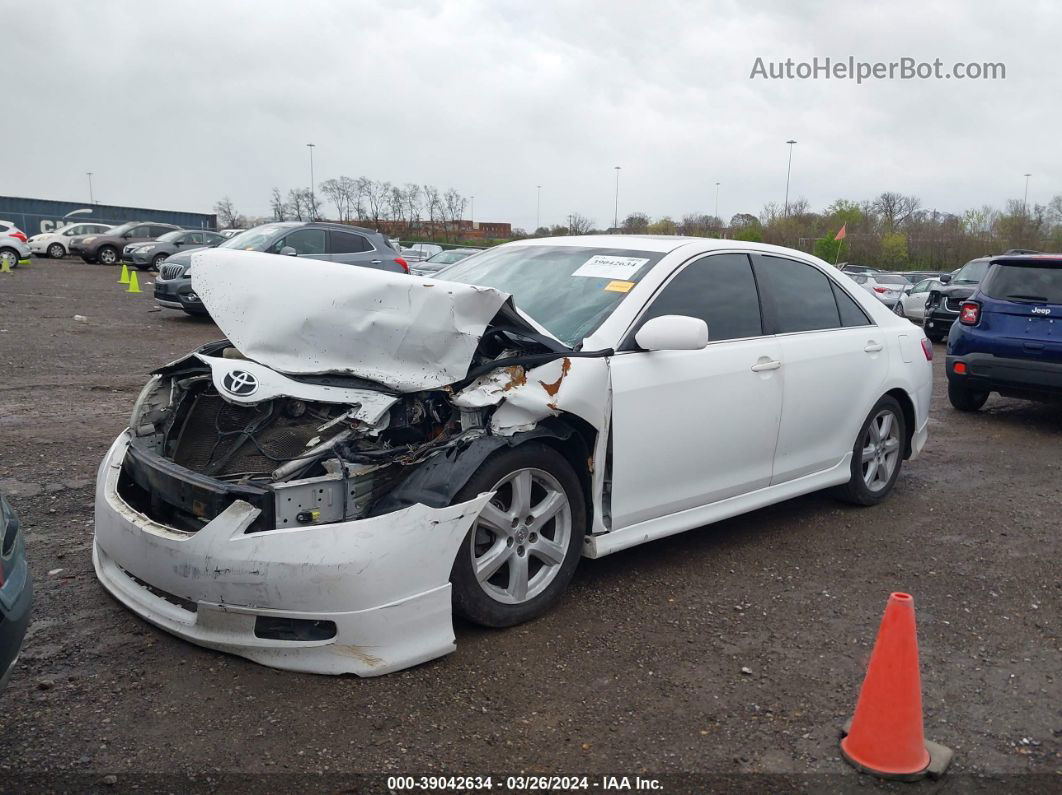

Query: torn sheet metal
[195,353,397,425]
[191,249,511,392]
[93,433,492,676]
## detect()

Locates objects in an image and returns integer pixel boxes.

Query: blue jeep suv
[946,254,1062,411]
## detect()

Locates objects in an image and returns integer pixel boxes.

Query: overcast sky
[6,0,1059,229]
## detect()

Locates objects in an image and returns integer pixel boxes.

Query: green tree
[733,226,763,242]
[880,232,909,268]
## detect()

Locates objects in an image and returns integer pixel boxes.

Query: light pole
[714,181,720,221]
[1023,173,1031,213]
[613,166,621,230]
[471,195,475,226]
[784,140,797,216]
[86,172,95,204]
[536,185,541,232]
[306,143,316,218]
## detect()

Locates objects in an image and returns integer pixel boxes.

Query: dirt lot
[0,258,1058,792]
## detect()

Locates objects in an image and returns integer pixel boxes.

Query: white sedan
[93,236,933,675]
[893,278,942,322]
[28,222,113,258]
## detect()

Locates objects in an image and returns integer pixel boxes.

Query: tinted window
[154,225,178,237]
[757,256,841,333]
[277,228,326,255]
[635,253,762,343]
[831,282,872,327]
[329,231,372,254]
[982,263,1062,304]
[203,232,223,245]
[128,225,153,237]
[187,232,205,244]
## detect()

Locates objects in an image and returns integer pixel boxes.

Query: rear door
[327,229,389,268]
[753,254,887,483]
[979,261,1062,363]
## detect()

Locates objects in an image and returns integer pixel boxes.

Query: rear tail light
[920,338,934,361]
[873,286,890,293]
[8,231,27,243]
[394,257,409,273]
[959,301,981,326]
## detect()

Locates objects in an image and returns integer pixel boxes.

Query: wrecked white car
[94,237,933,675]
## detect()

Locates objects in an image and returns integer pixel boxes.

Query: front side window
[757,256,843,333]
[632,253,763,344]
[276,228,326,255]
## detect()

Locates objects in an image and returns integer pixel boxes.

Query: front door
[609,252,783,529]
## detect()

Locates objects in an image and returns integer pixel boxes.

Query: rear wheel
[948,380,989,412]
[0,248,18,269]
[47,243,66,259]
[832,395,906,506]
[893,301,906,318]
[98,246,118,265]
[450,443,586,627]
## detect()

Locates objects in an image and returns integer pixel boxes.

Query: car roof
[990,254,1062,266]
[306,222,380,235]
[512,234,830,258]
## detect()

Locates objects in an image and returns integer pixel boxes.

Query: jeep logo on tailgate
[1031,306,1052,315]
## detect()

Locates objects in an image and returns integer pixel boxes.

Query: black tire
[893,302,906,318]
[47,243,66,259]
[150,253,168,270]
[948,380,989,412]
[450,443,586,628]
[97,246,118,265]
[831,395,907,507]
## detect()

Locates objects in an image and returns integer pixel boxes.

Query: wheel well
[886,388,916,459]
[535,413,597,529]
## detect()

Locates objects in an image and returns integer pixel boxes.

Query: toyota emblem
[222,370,259,396]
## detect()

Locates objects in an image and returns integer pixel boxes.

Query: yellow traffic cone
[1,257,11,274]
[119,263,130,284]
[127,271,141,294]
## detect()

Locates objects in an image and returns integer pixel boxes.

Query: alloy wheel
[99,247,117,265]
[861,409,901,492]
[470,467,572,605]
[48,243,65,259]
[0,249,15,269]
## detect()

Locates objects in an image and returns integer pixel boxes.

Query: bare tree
[320,179,346,221]
[287,188,306,221]
[423,185,443,234]
[621,212,650,234]
[213,196,240,228]
[403,183,422,235]
[569,213,593,234]
[443,189,467,241]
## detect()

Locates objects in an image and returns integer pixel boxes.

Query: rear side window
[982,263,1062,304]
[634,253,763,343]
[756,256,842,333]
[832,282,872,327]
[329,231,373,254]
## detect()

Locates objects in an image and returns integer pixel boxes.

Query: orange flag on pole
[835,223,847,241]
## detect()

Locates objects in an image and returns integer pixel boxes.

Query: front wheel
[47,243,66,259]
[150,253,168,270]
[450,443,586,627]
[948,380,989,412]
[97,246,118,265]
[832,395,906,506]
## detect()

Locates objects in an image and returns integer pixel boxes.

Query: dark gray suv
[154,222,408,316]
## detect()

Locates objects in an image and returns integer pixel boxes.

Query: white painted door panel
[609,338,783,529]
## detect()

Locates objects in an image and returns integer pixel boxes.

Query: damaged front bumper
[93,433,490,676]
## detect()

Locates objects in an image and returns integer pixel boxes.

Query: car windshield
[104,223,135,236]
[426,250,473,265]
[156,230,183,243]
[982,263,1062,304]
[438,245,664,346]
[954,259,990,284]
[218,226,285,251]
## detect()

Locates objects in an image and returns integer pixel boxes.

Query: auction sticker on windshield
[573,255,651,280]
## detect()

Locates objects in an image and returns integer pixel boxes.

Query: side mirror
[635,315,709,352]
[280,246,298,256]
[174,240,184,247]
[903,285,913,294]
[939,274,952,284]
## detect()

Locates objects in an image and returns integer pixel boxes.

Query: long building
[0,196,217,237]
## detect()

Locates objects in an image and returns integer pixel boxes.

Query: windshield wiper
[1006,294,1049,302]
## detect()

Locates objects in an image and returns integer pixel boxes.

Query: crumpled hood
[191,248,554,392]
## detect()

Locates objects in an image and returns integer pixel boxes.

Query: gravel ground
[0,258,1058,792]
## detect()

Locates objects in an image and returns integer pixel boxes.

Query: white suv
[0,221,31,269]
[28,222,114,258]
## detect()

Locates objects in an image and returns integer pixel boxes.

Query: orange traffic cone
[840,592,953,780]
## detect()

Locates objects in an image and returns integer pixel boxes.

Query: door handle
[370,259,382,264]
[750,359,781,372]
[864,342,884,353]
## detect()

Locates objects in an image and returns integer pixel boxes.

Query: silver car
[0,228,31,269]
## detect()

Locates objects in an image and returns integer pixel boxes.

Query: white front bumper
[93,434,489,676]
